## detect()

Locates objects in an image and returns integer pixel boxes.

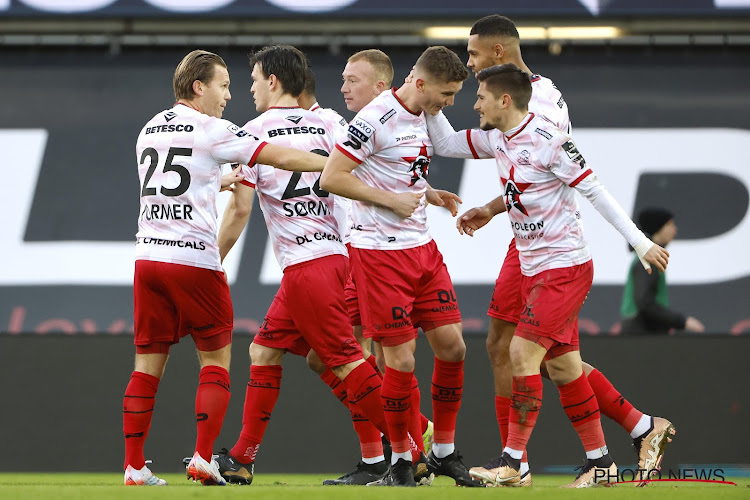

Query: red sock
[588,368,644,434]
[344,362,389,437]
[507,375,543,451]
[431,358,463,444]
[366,354,382,378]
[559,372,606,452]
[320,368,348,406]
[381,367,413,454]
[321,367,383,457]
[230,365,282,464]
[420,413,430,435]
[123,371,160,470]
[409,375,426,453]
[195,366,231,460]
[495,395,511,447]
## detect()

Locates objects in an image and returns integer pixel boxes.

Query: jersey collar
[391,87,421,116]
[504,112,535,141]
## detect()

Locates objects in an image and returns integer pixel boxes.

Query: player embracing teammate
[321,46,482,487]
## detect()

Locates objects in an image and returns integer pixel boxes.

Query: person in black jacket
[620,208,705,334]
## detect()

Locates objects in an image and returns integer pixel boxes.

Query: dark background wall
[1,45,749,336]
[1,334,746,472]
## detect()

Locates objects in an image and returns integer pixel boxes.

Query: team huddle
[123,15,675,489]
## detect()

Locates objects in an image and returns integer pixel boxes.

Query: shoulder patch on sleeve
[379,109,396,124]
[348,117,376,143]
[534,128,552,140]
[226,123,247,137]
[561,140,587,168]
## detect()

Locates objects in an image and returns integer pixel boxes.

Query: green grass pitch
[0,473,747,499]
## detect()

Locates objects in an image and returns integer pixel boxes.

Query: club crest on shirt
[402,143,431,186]
[517,149,531,165]
[500,165,531,216]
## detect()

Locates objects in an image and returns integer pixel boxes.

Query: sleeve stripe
[569,168,593,187]
[248,141,269,167]
[335,144,363,164]
[466,129,479,159]
[240,179,256,188]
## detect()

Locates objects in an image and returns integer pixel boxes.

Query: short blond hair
[348,49,394,87]
[173,50,227,100]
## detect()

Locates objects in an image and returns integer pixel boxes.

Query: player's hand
[642,243,669,274]
[220,165,244,192]
[426,188,462,216]
[388,191,422,219]
[685,316,706,333]
[456,205,494,236]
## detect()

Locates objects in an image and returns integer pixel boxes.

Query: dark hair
[415,46,469,83]
[173,50,227,100]
[348,49,394,87]
[477,63,531,110]
[470,14,520,39]
[249,44,308,98]
[638,208,674,237]
[303,66,316,97]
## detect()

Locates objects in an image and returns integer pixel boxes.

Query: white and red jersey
[310,102,353,244]
[335,88,432,250]
[467,113,593,275]
[240,106,346,271]
[135,103,267,271]
[528,74,571,134]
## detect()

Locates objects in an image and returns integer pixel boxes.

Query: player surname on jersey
[139,202,194,221]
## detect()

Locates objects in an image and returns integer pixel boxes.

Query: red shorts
[514,260,593,360]
[253,255,363,368]
[133,260,233,354]
[349,240,462,347]
[487,239,523,324]
[344,244,361,327]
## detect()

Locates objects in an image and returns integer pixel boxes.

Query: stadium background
[0,0,748,475]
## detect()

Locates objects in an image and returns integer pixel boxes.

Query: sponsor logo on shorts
[519,304,540,327]
[384,306,412,329]
[432,289,459,313]
[191,323,215,332]
[341,338,359,356]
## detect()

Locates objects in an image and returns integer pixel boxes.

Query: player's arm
[220,164,244,192]
[218,182,255,263]
[425,112,492,159]
[320,148,421,219]
[571,172,668,274]
[256,143,327,172]
[456,195,507,236]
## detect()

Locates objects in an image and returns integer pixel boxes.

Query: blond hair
[348,49,394,87]
[173,50,227,100]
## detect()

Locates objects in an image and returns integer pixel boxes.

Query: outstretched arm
[256,143,327,172]
[574,176,668,273]
[425,112,493,159]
